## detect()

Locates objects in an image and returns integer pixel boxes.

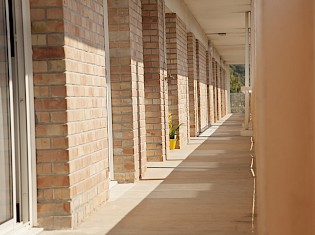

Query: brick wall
[207,51,215,125]
[212,59,218,122]
[63,0,108,227]
[196,40,208,132]
[220,67,224,116]
[219,65,223,117]
[130,0,147,179]
[108,0,147,182]
[221,66,226,116]
[142,0,168,162]
[176,15,190,146]
[31,0,70,229]
[31,0,109,229]
[214,60,220,120]
[216,61,222,119]
[166,13,189,148]
[187,32,199,137]
[219,65,222,117]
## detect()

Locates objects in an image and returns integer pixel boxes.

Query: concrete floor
[41,114,255,235]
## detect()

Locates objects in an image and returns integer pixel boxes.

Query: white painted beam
[244,11,250,130]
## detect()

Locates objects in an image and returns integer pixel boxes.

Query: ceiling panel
[184,0,251,64]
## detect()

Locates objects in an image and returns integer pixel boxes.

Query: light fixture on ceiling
[218,33,227,36]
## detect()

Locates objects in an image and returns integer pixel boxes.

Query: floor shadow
[107,114,255,235]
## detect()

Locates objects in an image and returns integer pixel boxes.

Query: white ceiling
[184,0,251,64]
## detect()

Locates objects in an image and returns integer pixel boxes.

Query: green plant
[168,113,182,139]
[230,65,245,93]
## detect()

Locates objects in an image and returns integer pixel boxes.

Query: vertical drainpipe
[162,1,168,160]
[226,64,231,114]
[244,11,250,130]
[103,0,114,180]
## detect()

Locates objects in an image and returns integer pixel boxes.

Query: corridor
[41,114,255,235]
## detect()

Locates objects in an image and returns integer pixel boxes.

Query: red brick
[37,202,70,216]
[32,21,64,33]
[33,47,65,60]
[36,138,51,149]
[30,9,46,21]
[50,86,67,97]
[52,163,69,174]
[50,111,67,123]
[37,175,69,188]
[35,124,67,137]
[37,163,52,175]
[35,98,67,111]
[37,149,69,163]
[36,112,50,123]
[33,73,66,85]
[51,137,68,149]
[47,34,64,46]
[47,8,63,20]
[30,0,63,7]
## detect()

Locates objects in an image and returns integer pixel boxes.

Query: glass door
[0,0,14,227]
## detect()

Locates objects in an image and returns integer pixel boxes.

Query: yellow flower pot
[169,139,176,150]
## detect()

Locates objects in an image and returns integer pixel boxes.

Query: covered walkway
[42,114,255,235]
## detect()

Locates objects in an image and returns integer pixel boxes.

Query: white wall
[255,0,315,234]
[165,0,225,64]
[165,0,208,47]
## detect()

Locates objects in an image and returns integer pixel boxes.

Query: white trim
[5,0,18,229]
[244,11,250,130]
[0,222,42,235]
[13,0,30,224]
[226,65,231,114]
[0,220,15,234]
[103,0,114,180]
[21,0,38,227]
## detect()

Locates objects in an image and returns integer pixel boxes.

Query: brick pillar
[187,32,199,137]
[225,67,229,114]
[221,66,226,116]
[212,59,218,122]
[207,50,215,125]
[196,40,208,132]
[165,13,189,148]
[219,65,223,117]
[63,0,109,227]
[142,0,168,162]
[216,61,222,119]
[196,40,201,133]
[32,1,70,226]
[108,0,147,182]
[32,0,109,229]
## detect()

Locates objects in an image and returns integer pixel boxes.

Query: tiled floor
[41,114,255,235]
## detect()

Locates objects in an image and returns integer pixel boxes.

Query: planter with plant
[168,113,182,150]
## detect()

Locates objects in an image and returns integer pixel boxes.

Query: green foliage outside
[230,64,245,93]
